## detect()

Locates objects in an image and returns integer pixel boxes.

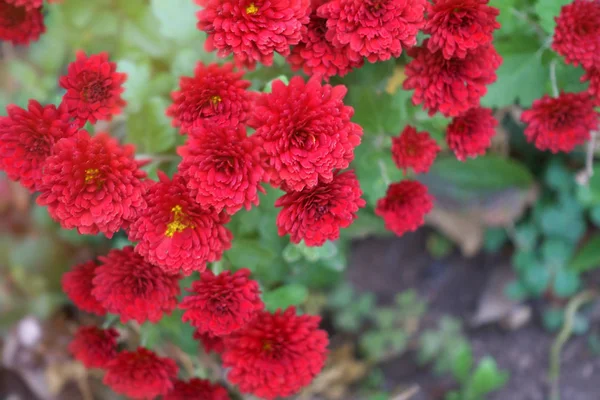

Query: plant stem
[378,160,391,186]
[550,60,559,98]
[576,130,598,186]
[548,290,597,400]
[136,154,180,163]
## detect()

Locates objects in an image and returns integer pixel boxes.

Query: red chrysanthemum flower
[446,107,497,161]
[177,125,265,214]
[36,131,146,238]
[403,41,501,117]
[317,0,426,63]
[250,76,362,191]
[164,379,230,400]
[0,100,77,192]
[166,62,254,135]
[582,67,600,104]
[222,307,328,399]
[5,0,42,9]
[194,330,226,354]
[62,261,106,316]
[69,326,118,369]
[521,92,598,153]
[275,170,365,246]
[0,0,44,45]
[92,246,181,324]
[58,51,126,127]
[424,0,500,59]
[180,268,263,336]
[196,0,311,69]
[375,180,433,236]
[103,348,179,400]
[391,126,440,174]
[128,172,233,276]
[287,0,364,80]
[552,0,600,69]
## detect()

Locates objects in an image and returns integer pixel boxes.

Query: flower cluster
[519,0,600,153]
[0,0,45,45]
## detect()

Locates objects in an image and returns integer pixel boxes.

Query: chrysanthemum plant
[0,0,598,398]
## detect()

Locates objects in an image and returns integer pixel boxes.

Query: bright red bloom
[36,131,147,238]
[250,76,362,191]
[222,307,328,399]
[194,330,226,354]
[61,261,106,316]
[375,180,433,236]
[0,0,44,45]
[196,0,311,69]
[552,0,600,69]
[582,67,600,104]
[317,0,426,63]
[5,0,42,9]
[180,268,263,336]
[177,125,265,214]
[69,326,118,369]
[446,107,497,161]
[424,0,500,59]
[391,126,440,174]
[287,0,363,80]
[164,379,230,400]
[92,246,181,324]
[128,172,233,276]
[59,51,126,127]
[0,100,77,192]
[167,62,254,135]
[403,41,501,117]
[275,170,365,246]
[103,348,178,399]
[521,92,598,153]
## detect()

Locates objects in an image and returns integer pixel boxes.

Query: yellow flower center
[84,168,101,184]
[246,2,259,14]
[165,205,193,238]
[210,95,222,106]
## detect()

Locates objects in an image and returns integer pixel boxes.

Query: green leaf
[514,223,538,251]
[569,235,600,272]
[577,168,600,207]
[523,263,551,296]
[264,75,289,93]
[484,228,508,253]
[126,97,176,153]
[150,0,198,41]
[467,358,508,398]
[263,284,308,312]
[118,59,151,114]
[482,36,549,108]
[552,269,581,298]
[541,238,574,270]
[426,155,534,191]
[535,0,571,34]
[537,197,585,243]
[345,87,408,134]
[225,239,277,271]
[451,344,474,384]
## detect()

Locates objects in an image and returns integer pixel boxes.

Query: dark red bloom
[59,51,126,126]
[61,261,106,316]
[375,180,433,236]
[391,126,440,174]
[128,172,233,276]
[275,170,365,246]
[194,330,226,354]
[36,131,146,238]
[0,0,44,45]
[446,107,497,161]
[222,307,328,399]
[424,0,500,59]
[164,378,230,400]
[521,92,598,153]
[180,268,263,336]
[167,62,254,135]
[0,100,77,192]
[5,0,42,9]
[177,125,265,214]
[69,326,118,369]
[403,41,501,117]
[103,348,179,399]
[92,246,181,324]
[196,0,311,69]
[287,0,363,80]
[250,76,362,191]
[317,0,426,63]
[552,0,600,69]
[582,67,600,104]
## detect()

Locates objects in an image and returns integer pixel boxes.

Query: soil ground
[348,230,600,400]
